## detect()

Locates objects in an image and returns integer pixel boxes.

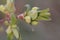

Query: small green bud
[31,21,38,25]
[32,7,39,10]
[24,16,31,24]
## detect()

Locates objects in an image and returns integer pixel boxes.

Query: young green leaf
[6,25,13,40]
[31,21,38,25]
[24,16,31,24]
[6,0,15,13]
[10,13,17,25]
[7,0,14,4]
[12,28,19,39]
[28,10,38,20]
[6,25,12,34]
[0,5,6,12]
[7,32,13,40]
[37,8,51,21]
[12,24,17,28]
[37,16,51,21]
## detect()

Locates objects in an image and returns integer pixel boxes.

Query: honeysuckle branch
[0,0,51,40]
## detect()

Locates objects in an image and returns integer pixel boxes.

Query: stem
[18,32,22,40]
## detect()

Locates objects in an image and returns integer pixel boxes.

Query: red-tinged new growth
[17,14,24,20]
[5,13,10,21]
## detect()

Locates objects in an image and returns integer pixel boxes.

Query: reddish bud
[5,13,10,21]
[0,19,5,25]
[17,14,24,20]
